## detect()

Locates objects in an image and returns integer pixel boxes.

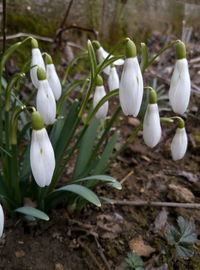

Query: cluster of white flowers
[29,38,61,188]
[93,39,190,161]
[0,204,4,238]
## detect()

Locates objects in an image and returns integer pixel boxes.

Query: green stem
[143,40,180,72]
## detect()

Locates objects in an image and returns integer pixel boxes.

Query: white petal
[30,128,55,187]
[93,86,108,119]
[97,47,124,75]
[169,59,191,115]
[46,64,62,100]
[30,48,45,88]
[36,80,56,125]
[0,204,4,237]
[143,104,161,148]
[119,57,143,117]
[171,127,188,161]
[108,66,119,91]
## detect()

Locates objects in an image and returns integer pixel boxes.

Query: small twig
[120,170,134,184]
[59,24,99,39]
[0,32,53,42]
[94,236,111,270]
[107,200,200,209]
[78,236,104,270]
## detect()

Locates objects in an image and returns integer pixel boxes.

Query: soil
[1,36,200,270]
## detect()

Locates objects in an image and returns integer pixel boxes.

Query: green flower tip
[37,67,46,80]
[149,89,157,104]
[176,41,186,59]
[178,118,185,128]
[96,74,103,86]
[125,37,137,58]
[31,111,44,130]
[92,40,101,49]
[31,38,38,48]
[45,53,53,65]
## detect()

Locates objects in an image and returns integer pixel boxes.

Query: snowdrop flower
[143,89,161,148]
[36,67,56,125]
[119,38,143,117]
[30,111,55,187]
[169,41,191,115]
[30,38,45,88]
[45,53,62,100]
[0,204,4,237]
[93,40,124,75]
[108,65,119,91]
[171,118,188,161]
[93,75,108,119]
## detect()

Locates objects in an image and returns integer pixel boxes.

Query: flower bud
[143,90,161,148]
[119,38,143,117]
[30,40,45,88]
[171,120,187,161]
[36,68,56,125]
[30,112,55,187]
[169,41,191,115]
[45,54,62,101]
[94,40,124,75]
[108,65,119,91]
[93,75,108,119]
[0,204,4,237]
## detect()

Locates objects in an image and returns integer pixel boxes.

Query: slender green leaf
[106,181,122,190]
[73,175,117,183]
[54,184,101,207]
[15,206,49,221]
[72,117,100,179]
[87,40,97,79]
[54,100,80,162]
[141,42,149,73]
[93,133,119,174]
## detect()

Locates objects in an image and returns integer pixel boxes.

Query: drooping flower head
[119,38,144,117]
[108,64,119,91]
[92,40,124,75]
[93,75,108,119]
[0,204,4,237]
[171,118,188,161]
[30,38,45,88]
[45,53,62,101]
[143,88,162,148]
[30,111,55,187]
[36,67,56,125]
[169,41,191,115]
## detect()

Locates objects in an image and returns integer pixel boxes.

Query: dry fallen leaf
[55,263,64,270]
[168,184,195,203]
[129,236,155,257]
[153,207,168,233]
[15,250,25,258]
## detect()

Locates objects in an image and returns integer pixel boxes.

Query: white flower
[30,128,55,187]
[171,127,188,161]
[93,85,108,119]
[46,63,62,100]
[119,57,143,117]
[169,58,191,115]
[30,48,45,88]
[97,46,124,75]
[36,79,56,125]
[143,104,161,148]
[108,66,119,91]
[0,204,4,237]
